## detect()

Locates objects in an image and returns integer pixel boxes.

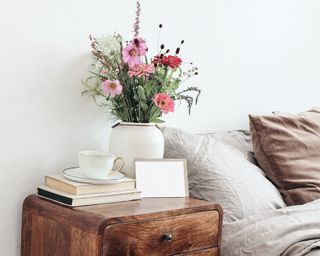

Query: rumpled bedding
[222,199,320,256]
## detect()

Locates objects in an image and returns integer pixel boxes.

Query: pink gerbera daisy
[153,93,175,114]
[128,64,155,78]
[102,80,123,97]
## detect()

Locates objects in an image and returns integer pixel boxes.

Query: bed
[222,199,320,255]
[163,116,320,256]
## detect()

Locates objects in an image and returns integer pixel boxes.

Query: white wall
[0,0,320,254]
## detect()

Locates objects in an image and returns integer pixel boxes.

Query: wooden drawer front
[176,247,219,256]
[102,210,220,256]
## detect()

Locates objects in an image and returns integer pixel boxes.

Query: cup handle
[113,157,124,172]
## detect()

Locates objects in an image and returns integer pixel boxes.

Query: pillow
[164,127,286,223]
[205,130,258,166]
[249,108,320,205]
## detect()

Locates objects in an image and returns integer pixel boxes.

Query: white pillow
[205,130,258,165]
[164,127,286,223]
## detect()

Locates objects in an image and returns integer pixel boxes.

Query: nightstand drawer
[177,247,219,256]
[102,210,220,256]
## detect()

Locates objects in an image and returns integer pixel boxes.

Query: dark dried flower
[176,86,201,114]
[159,24,163,28]
[175,47,180,54]
[160,44,165,49]
[134,38,140,47]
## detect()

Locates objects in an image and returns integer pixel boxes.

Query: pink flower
[128,64,155,78]
[122,43,143,68]
[132,37,148,56]
[122,37,148,68]
[102,80,123,97]
[100,69,108,75]
[153,93,175,114]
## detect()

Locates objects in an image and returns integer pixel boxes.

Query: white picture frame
[135,159,189,198]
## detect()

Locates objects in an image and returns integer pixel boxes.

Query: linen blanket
[222,199,320,256]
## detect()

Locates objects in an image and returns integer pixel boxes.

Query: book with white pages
[37,185,141,207]
[45,173,135,195]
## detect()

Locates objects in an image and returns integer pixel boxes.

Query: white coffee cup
[78,150,124,179]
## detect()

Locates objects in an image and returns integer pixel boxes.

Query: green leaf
[140,103,148,112]
[149,116,164,123]
[151,118,165,123]
[148,106,162,122]
[137,85,146,100]
[88,71,108,80]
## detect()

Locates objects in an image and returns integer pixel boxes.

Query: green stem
[163,66,169,85]
[149,105,160,121]
[122,96,132,122]
[145,98,156,121]
[138,103,141,122]
[120,77,134,122]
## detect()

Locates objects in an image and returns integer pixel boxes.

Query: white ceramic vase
[109,122,164,178]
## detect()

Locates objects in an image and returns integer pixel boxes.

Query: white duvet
[222,199,320,256]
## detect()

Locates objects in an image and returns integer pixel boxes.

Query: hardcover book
[45,174,135,195]
[37,185,141,207]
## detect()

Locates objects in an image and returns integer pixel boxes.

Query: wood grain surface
[21,207,101,256]
[21,195,223,256]
[176,247,219,256]
[103,211,219,255]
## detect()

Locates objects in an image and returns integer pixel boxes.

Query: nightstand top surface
[78,196,218,217]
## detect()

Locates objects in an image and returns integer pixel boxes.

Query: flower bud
[133,38,140,47]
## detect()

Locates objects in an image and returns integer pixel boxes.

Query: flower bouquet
[83,1,200,123]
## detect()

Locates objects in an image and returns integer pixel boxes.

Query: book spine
[37,188,73,205]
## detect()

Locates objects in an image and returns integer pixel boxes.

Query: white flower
[96,33,121,55]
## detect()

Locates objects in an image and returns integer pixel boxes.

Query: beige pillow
[164,127,286,222]
[249,108,320,205]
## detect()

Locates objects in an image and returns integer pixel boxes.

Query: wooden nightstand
[21,195,223,256]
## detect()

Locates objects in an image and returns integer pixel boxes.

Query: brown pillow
[249,108,320,205]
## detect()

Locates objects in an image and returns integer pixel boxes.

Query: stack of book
[37,174,141,207]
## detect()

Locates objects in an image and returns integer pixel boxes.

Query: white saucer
[62,167,126,184]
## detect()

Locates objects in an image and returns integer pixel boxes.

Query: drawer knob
[162,232,173,242]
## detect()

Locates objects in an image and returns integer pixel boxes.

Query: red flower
[152,55,163,66]
[163,55,182,68]
[153,55,182,69]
